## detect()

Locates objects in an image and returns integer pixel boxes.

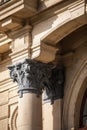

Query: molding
[9,47,30,64]
[10,106,18,130]
[7,25,32,39]
[0,16,24,33]
[0,0,38,20]
[30,0,84,25]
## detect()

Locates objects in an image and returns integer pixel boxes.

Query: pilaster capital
[8,59,65,103]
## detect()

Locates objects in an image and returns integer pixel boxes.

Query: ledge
[0,0,38,21]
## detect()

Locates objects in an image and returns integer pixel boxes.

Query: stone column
[17,93,42,130]
[42,66,65,130]
[8,59,65,130]
[8,59,46,130]
[42,98,63,130]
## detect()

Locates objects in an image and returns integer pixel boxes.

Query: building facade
[0,0,87,130]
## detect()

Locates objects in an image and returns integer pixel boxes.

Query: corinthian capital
[8,59,65,103]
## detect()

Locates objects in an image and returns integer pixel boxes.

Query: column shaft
[42,99,62,130]
[17,93,42,130]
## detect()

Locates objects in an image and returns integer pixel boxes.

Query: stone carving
[8,59,65,103]
[43,65,65,104]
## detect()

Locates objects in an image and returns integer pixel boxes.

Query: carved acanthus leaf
[8,59,65,103]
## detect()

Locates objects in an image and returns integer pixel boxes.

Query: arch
[41,15,87,46]
[38,15,87,63]
[38,11,87,129]
[63,57,87,130]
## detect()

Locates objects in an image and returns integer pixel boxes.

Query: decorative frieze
[8,59,65,103]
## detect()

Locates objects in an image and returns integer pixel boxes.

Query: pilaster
[7,25,32,63]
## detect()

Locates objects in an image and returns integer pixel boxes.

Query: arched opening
[40,14,87,129]
[63,58,87,130]
[59,25,87,130]
[74,78,87,129]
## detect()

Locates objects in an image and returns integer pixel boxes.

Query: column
[8,59,45,130]
[42,66,65,130]
[42,98,62,130]
[17,93,42,130]
[8,59,65,130]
